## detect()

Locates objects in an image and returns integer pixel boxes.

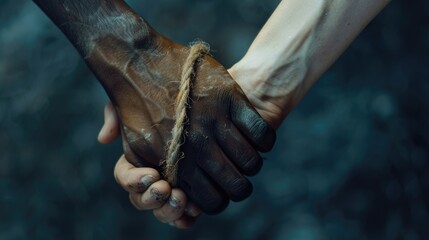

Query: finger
[129,180,171,210]
[184,201,202,217]
[196,145,253,202]
[153,189,187,223]
[217,123,263,176]
[173,214,200,229]
[120,124,161,169]
[231,95,276,152]
[114,155,160,193]
[98,102,120,144]
[177,158,229,215]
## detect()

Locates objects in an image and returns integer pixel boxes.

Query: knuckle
[228,178,253,202]
[251,119,276,152]
[129,194,143,210]
[153,209,167,223]
[250,118,269,140]
[148,183,170,203]
[217,88,234,103]
[123,175,135,191]
[193,191,228,215]
[116,173,133,192]
[187,130,210,150]
[241,153,263,176]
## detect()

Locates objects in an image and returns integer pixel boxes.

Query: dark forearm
[33,0,151,57]
[33,0,159,96]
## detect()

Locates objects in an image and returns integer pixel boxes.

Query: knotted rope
[163,41,210,186]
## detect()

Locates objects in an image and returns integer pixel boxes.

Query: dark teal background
[0,0,428,239]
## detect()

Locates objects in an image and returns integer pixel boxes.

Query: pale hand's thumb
[98,102,120,144]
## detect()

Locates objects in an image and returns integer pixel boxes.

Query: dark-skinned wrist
[33,0,161,100]
[33,0,153,57]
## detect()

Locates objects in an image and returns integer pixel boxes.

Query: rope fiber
[163,41,210,186]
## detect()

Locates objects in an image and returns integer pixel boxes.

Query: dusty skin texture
[33,0,275,214]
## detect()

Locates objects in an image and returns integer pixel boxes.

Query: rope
[163,41,210,186]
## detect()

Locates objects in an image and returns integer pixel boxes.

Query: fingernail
[169,197,180,208]
[168,222,175,227]
[140,175,154,188]
[150,188,167,202]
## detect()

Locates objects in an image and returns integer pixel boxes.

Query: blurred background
[0,0,428,239]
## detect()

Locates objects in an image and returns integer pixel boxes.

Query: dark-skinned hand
[33,0,276,214]
[86,29,276,214]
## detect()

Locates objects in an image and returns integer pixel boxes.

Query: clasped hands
[88,23,277,227]
[32,0,278,228]
[33,0,391,230]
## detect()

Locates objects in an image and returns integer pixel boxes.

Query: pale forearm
[232,0,390,128]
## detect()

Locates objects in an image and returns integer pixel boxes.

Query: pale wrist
[230,56,293,129]
[229,56,267,92]
[233,50,308,108]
